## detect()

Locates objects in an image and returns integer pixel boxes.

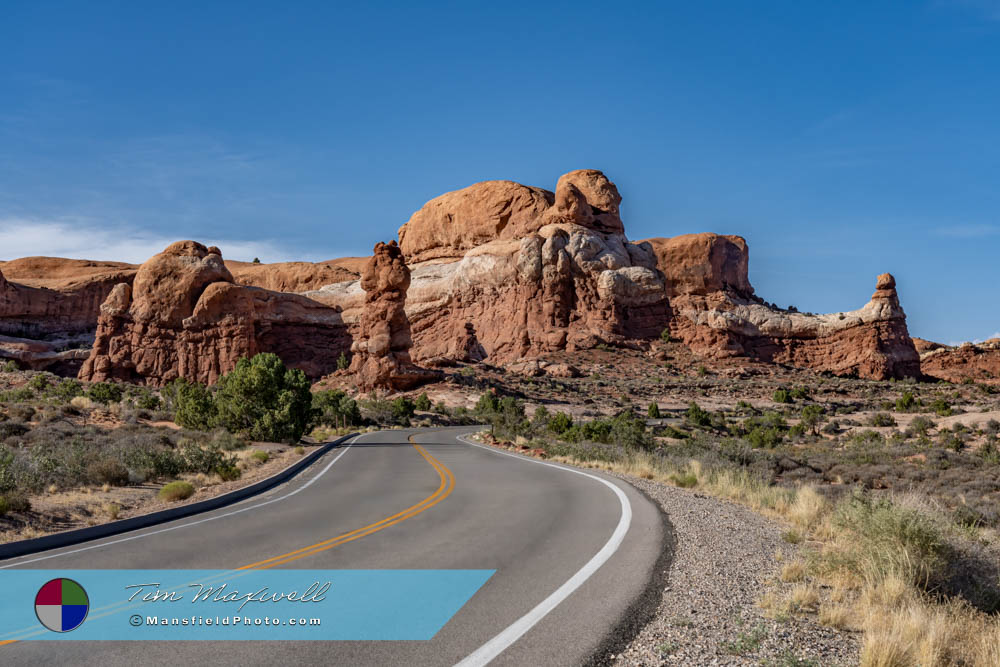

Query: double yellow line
[238,436,455,569]
[0,434,455,647]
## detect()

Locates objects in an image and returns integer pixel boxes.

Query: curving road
[0,427,668,666]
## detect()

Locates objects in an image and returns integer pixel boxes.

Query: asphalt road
[0,427,668,666]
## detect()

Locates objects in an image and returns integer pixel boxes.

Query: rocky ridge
[79,241,350,386]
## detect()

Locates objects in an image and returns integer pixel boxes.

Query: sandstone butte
[0,167,967,389]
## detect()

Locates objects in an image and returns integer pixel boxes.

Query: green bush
[896,391,916,412]
[86,382,123,405]
[313,389,361,426]
[414,392,431,411]
[686,402,712,427]
[9,404,36,422]
[772,388,792,404]
[800,405,824,434]
[51,378,84,403]
[610,411,653,449]
[216,462,241,481]
[659,328,673,343]
[0,492,30,515]
[213,354,314,443]
[336,351,350,370]
[251,450,269,464]
[158,481,195,502]
[930,398,953,417]
[1,360,19,372]
[547,412,573,434]
[647,402,661,419]
[171,379,216,431]
[869,412,897,427]
[790,386,810,400]
[28,374,53,391]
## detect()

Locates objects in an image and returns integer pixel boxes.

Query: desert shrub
[433,401,449,415]
[906,416,935,437]
[171,379,216,431]
[8,404,36,422]
[28,373,54,391]
[648,402,661,419]
[548,412,573,434]
[181,441,234,476]
[294,445,305,455]
[895,391,916,412]
[216,461,241,481]
[125,386,161,411]
[610,410,653,450]
[86,458,129,486]
[336,351,350,370]
[0,421,29,439]
[686,402,712,427]
[50,378,83,403]
[86,382,123,405]
[659,327,673,343]
[821,420,840,435]
[772,388,792,404]
[870,412,897,427]
[930,398,953,417]
[158,481,195,502]
[414,392,432,411]
[1,360,18,372]
[251,450,269,464]
[0,492,30,515]
[210,429,246,451]
[790,386,810,400]
[1,387,34,402]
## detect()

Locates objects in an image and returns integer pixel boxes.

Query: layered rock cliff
[395,170,670,365]
[916,338,1000,385]
[643,234,921,379]
[79,241,350,386]
[0,258,138,372]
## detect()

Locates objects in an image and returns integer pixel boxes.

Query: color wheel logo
[35,578,89,632]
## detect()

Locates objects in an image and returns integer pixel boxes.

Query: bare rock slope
[643,234,920,379]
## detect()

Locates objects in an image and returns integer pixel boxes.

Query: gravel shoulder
[606,474,860,666]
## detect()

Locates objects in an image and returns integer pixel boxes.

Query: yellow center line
[238,436,454,570]
[2,434,454,647]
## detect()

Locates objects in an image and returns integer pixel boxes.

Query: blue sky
[1,1,998,343]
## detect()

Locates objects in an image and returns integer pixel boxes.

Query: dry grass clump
[157,481,194,502]
[780,560,807,582]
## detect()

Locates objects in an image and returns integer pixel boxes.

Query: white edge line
[0,435,363,569]
[453,433,632,667]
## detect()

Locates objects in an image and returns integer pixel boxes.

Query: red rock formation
[225,260,360,292]
[349,241,437,391]
[398,170,670,366]
[79,241,350,386]
[918,338,1000,385]
[0,259,137,372]
[644,235,920,379]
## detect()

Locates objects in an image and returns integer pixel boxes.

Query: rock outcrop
[226,260,360,293]
[644,235,920,379]
[917,338,1000,385]
[348,241,437,391]
[0,258,138,372]
[396,170,670,365]
[79,241,350,386]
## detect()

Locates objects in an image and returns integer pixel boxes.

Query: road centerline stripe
[238,435,454,569]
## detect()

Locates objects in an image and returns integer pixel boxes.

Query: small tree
[547,412,573,434]
[336,351,350,371]
[414,392,431,411]
[252,257,261,264]
[213,354,313,443]
[172,378,216,431]
[647,402,661,419]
